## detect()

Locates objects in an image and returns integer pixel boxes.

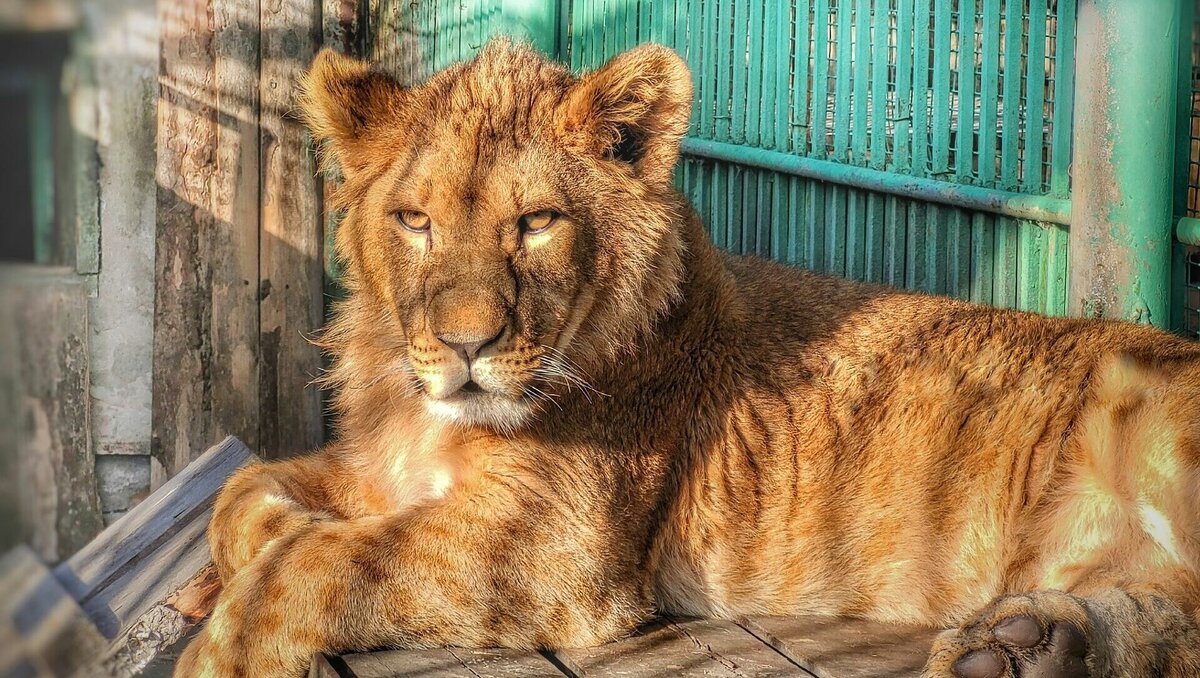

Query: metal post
[1070,0,1181,326]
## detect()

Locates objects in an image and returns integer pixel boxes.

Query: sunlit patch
[1138,503,1182,563]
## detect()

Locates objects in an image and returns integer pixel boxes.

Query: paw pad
[947,615,1089,678]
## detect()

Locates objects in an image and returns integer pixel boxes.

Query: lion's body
[179,42,1200,678]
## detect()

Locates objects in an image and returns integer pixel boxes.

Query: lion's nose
[436,325,504,362]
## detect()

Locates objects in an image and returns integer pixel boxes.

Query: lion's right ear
[298,49,406,175]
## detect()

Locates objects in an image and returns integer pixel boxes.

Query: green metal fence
[355,0,1193,331]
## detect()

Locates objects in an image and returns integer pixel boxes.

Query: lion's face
[301,41,692,430]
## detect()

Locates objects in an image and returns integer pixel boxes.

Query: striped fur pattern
[176,42,1200,678]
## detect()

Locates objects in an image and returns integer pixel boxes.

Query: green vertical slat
[1048,225,1069,316]
[770,173,787,260]
[811,0,831,159]
[851,0,870,166]
[793,0,812,154]
[864,192,886,283]
[1016,222,1045,312]
[928,204,949,294]
[832,0,853,161]
[806,182,827,271]
[911,0,932,176]
[757,174,772,258]
[868,0,889,170]
[994,216,1019,308]
[956,0,978,182]
[715,0,734,141]
[970,213,995,304]
[846,189,868,280]
[788,177,805,266]
[731,0,751,144]
[906,202,929,290]
[741,169,756,255]
[699,0,718,138]
[826,187,848,275]
[747,0,765,148]
[892,0,914,172]
[931,0,952,175]
[884,197,907,286]
[1025,0,1047,192]
[726,166,741,252]
[1050,0,1076,196]
[978,0,1001,186]
[999,0,1022,189]
[947,208,972,299]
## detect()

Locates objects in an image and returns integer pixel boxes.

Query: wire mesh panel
[1181,6,1200,338]
[565,0,1073,314]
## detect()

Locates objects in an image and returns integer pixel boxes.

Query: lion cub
[177,40,1200,678]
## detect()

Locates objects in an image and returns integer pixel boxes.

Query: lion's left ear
[559,44,693,187]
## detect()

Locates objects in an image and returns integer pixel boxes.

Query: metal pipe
[1069,0,1180,327]
[1177,217,1200,247]
[680,137,1073,225]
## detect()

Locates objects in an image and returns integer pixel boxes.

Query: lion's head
[301,40,694,431]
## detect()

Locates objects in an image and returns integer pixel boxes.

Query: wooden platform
[310,616,942,678]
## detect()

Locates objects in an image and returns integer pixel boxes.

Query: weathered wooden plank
[337,648,565,678]
[0,267,104,563]
[54,437,253,644]
[259,0,326,459]
[742,615,941,678]
[153,0,261,481]
[0,545,107,678]
[553,617,806,677]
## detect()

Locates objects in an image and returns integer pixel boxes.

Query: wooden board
[258,0,326,459]
[0,545,107,678]
[54,437,254,640]
[325,614,944,678]
[319,648,565,678]
[552,617,806,677]
[152,0,262,483]
[0,266,104,563]
[741,615,941,678]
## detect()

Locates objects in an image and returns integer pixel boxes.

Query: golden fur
[177,42,1200,678]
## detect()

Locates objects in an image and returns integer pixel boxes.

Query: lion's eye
[396,210,431,233]
[520,211,559,236]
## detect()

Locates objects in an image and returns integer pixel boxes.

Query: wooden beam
[152,0,263,483]
[258,0,326,459]
[741,615,941,678]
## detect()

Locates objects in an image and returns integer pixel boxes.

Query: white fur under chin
[424,394,535,432]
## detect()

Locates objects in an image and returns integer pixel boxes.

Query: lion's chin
[424,392,536,432]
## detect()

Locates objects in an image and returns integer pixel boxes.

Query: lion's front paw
[923,592,1093,678]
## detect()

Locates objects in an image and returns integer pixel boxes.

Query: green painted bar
[999,0,1022,189]
[868,0,889,171]
[793,1,812,155]
[680,137,1073,224]
[850,0,869,166]
[1025,0,1048,192]
[1070,0,1178,326]
[812,0,832,160]
[911,0,932,176]
[978,0,1001,185]
[930,0,952,175]
[832,0,853,160]
[892,0,914,171]
[956,0,978,182]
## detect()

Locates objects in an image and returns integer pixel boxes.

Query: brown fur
[176,42,1200,677]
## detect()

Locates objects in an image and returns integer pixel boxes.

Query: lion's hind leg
[925,354,1200,677]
